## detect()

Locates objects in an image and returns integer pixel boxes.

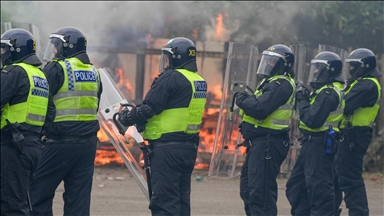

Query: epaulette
[1,65,15,73]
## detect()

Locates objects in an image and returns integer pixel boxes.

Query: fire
[215,13,224,41]
[115,67,134,99]
[97,128,109,143]
[95,148,124,166]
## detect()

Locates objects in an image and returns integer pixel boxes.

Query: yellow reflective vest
[53,58,100,122]
[340,77,381,128]
[241,75,296,130]
[300,82,345,132]
[142,69,207,140]
[1,63,49,129]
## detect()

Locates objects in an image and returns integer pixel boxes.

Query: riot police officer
[118,37,207,216]
[30,27,103,216]
[334,48,382,216]
[1,28,49,215]
[235,44,295,216]
[286,51,345,216]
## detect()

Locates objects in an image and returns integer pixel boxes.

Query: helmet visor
[158,48,173,73]
[308,60,329,85]
[256,51,284,77]
[1,43,9,55]
[345,58,363,78]
[1,43,11,67]
[43,34,65,61]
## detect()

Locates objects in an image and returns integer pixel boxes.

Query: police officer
[30,27,102,216]
[235,44,295,216]
[286,51,345,216]
[334,48,382,216]
[118,37,207,216]
[1,28,49,215]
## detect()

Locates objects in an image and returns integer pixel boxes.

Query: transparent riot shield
[1,22,42,60]
[208,42,259,178]
[280,44,307,174]
[318,44,350,83]
[97,67,149,200]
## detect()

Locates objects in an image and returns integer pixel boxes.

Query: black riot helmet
[43,26,87,61]
[346,48,381,80]
[256,44,295,78]
[308,51,342,89]
[1,28,41,67]
[159,37,197,73]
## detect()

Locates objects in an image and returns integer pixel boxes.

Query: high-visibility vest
[142,69,207,140]
[241,75,296,130]
[340,77,381,128]
[1,63,49,129]
[53,58,100,122]
[300,82,345,132]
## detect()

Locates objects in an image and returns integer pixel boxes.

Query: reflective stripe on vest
[53,58,100,122]
[142,69,207,140]
[340,77,381,128]
[241,75,296,130]
[300,82,345,132]
[0,63,49,129]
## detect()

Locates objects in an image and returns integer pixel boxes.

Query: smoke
[2,1,305,88]
[2,1,302,48]
[2,2,171,46]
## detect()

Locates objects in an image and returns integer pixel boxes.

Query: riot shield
[317,44,350,83]
[208,42,259,178]
[97,67,149,200]
[280,44,307,174]
[1,22,42,60]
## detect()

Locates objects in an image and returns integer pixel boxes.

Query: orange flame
[95,149,124,166]
[115,67,134,98]
[215,13,224,40]
[97,129,109,143]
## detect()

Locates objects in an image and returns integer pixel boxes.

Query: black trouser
[148,140,198,216]
[239,135,290,216]
[286,136,335,216]
[1,136,43,216]
[30,136,97,216]
[334,130,372,216]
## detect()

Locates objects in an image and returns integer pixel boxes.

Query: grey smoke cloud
[2,1,301,48]
[2,1,172,47]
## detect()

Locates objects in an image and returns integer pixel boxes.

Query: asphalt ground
[51,165,384,216]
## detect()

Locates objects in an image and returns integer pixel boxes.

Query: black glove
[118,108,135,127]
[296,84,310,101]
[136,122,147,133]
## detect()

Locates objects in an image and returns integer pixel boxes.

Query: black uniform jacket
[1,60,51,139]
[42,53,103,138]
[298,84,341,136]
[343,77,381,132]
[142,68,201,143]
[235,77,294,140]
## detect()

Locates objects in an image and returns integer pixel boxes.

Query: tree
[293,1,384,54]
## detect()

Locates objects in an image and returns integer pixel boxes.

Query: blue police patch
[74,70,97,82]
[32,76,49,90]
[193,80,207,98]
[194,81,207,92]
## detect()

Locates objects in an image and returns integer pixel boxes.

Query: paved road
[52,166,384,216]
